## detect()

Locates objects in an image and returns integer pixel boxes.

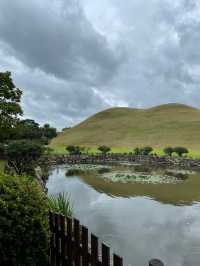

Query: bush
[0,173,49,266]
[134,146,153,155]
[163,147,174,156]
[97,146,111,154]
[6,140,43,175]
[66,145,82,155]
[173,147,189,157]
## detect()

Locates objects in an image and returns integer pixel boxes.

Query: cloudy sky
[0,0,200,128]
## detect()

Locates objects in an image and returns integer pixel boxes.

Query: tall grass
[48,192,73,217]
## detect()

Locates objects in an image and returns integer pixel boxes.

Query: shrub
[66,145,82,155]
[142,146,153,155]
[97,146,111,154]
[134,146,153,155]
[163,147,174,156]
[173,147,189,157]
[0,173,49,266]
[6,140,43,175]
[48,192,73,217]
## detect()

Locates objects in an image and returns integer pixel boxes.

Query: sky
[0,0,200,129]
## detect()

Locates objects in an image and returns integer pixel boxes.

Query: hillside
[50,103,200,152]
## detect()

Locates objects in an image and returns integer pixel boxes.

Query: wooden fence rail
[49,212,164,266]
[49,212,123,266]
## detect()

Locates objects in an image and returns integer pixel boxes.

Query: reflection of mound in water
[80,170,200,205]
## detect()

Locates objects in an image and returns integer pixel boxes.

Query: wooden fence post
[82,226,88,266]
[113,254,123,266]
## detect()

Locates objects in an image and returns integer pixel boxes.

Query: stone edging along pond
[39,154,200,170]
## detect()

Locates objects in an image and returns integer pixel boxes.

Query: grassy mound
[50,103,200,155]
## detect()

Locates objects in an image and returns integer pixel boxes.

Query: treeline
[0,71,57,175]
[65,145,189,157]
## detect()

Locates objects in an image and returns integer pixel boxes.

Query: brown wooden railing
[49,212,123,266]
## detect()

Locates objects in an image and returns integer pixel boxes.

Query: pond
[47,164,200,266]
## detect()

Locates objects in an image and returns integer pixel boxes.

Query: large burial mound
[51,103,200,151]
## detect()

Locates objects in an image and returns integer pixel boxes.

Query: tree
[163,147,174,156]
[0,71,23,141]
[142,146,153,155]
[42,124,57,140]
[134,147,141,155]
[173,147,189,157]
[66,145,81,155]
[14,119,41,140]
[134,146,153,155]
[6,140,43,175]
[98,146,111,154]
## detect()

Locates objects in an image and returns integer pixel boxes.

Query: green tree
[14,119,41,140]
[41,123,57,141]
[98,145,111,154]
[134,147,141,155]
[66,145,81,155]
[0,71,23,141]
[163,147,174,156]
[134,146,153,155]
[6,140,43,175]
[174,147,189,157]
[142,146,153,155]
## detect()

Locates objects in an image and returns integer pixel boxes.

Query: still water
[47,165,200,266]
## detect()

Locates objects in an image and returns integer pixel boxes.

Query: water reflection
[47,166,200,266]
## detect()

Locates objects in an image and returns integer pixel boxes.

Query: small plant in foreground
[48,192,73,217]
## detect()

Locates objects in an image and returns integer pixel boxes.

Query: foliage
[163,147,174,156]
[0,173,49,266]
[0,160,6,172]
[42,123,57,140]
[0,143,6,158]
[48,192,73,217]
[98,145,111,154]
[6,140,43,175]
[134,147,141,155]
[142,146,153,155]
[0,71,23,142]
[134,146,153,155]
[173,147,189,157]
[66,145,82,155]
[13,119,57,144]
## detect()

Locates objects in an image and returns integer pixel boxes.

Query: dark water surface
[47,165,200,266]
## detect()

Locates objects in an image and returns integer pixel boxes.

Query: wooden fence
[49,212,123,266]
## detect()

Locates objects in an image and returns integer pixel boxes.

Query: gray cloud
[0,0,200,128]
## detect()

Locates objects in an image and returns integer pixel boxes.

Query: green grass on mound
[50,103,200,158]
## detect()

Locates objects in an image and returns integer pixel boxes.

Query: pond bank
[39,154,200,170]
